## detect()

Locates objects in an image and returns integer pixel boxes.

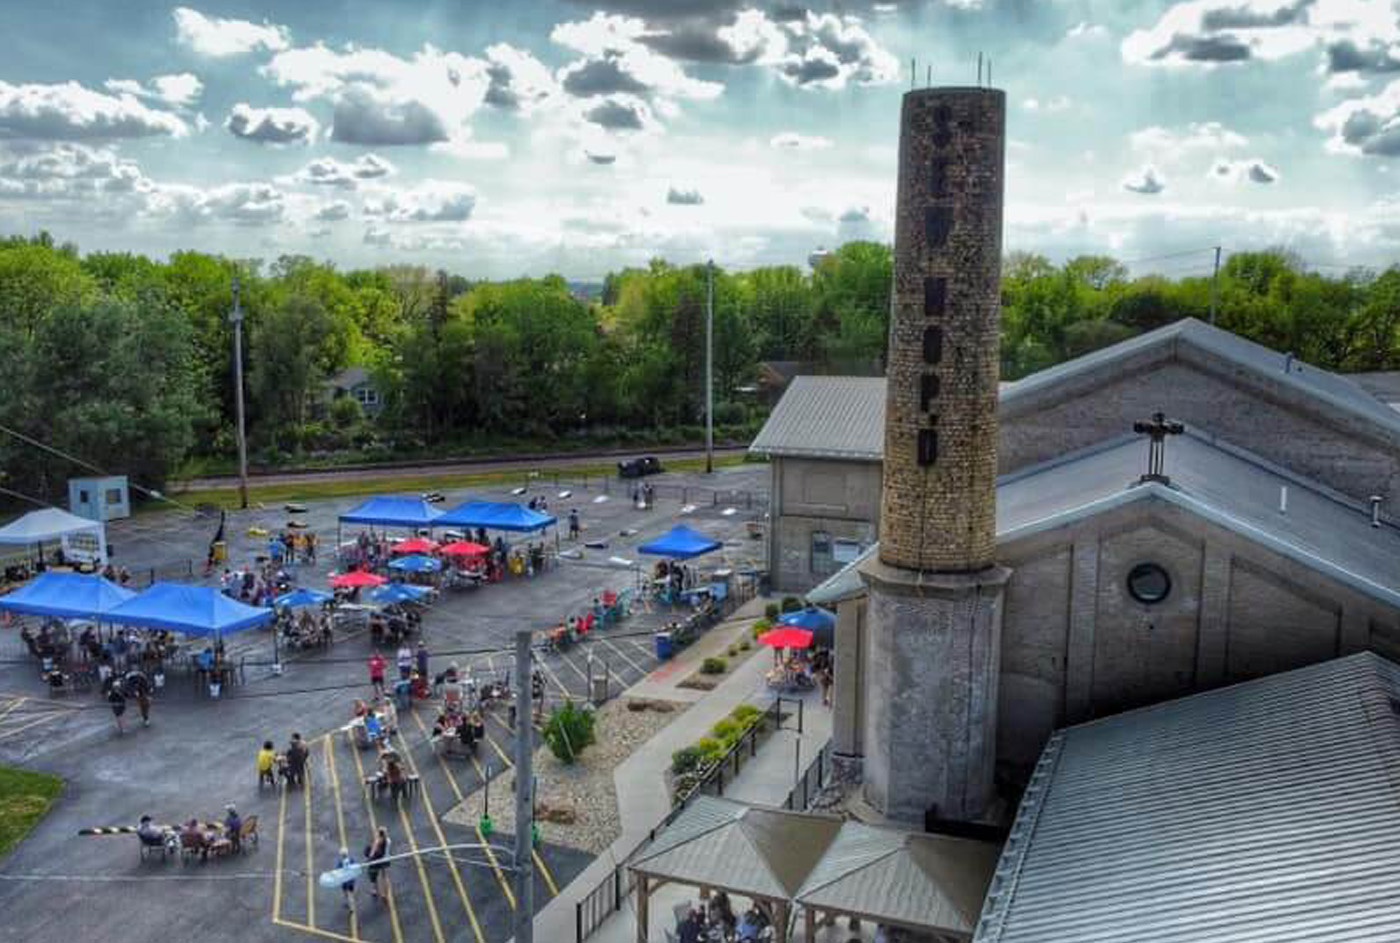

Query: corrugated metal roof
[797,821,1000,934]
[975,652,1400,943]
[749,376,886,460]
[803,431,1400,610]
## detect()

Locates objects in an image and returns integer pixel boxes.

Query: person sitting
[377,696,398,734]
[381,754,407,802]
[136,814,166,850]
[458,716,476,755]
[676,908,704,943]
[181,818,211,861]
[223,805,242,853]
[363,711,385,748]
[735,908,764,942]
[709,891,736,935]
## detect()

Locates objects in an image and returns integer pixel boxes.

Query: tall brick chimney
[858,86,1012,826]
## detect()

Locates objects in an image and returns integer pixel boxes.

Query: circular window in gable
[1127,562,1172,605]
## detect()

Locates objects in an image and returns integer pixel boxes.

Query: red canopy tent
[392,537,439,554]
[330,570,387,589]
[439,541,489,557]
[758,626,814,650]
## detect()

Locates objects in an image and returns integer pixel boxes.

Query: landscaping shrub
[730,704,762,725]
[711,718,740,744]
[543,700,596,765]
[696,736,725,766]
[752,617,771,640]
[739,640,752,652]
[671,745,704,775]
[781,596,802,613]
[765,602,780,621]
[727,643,740,657]
[701,656,727,675]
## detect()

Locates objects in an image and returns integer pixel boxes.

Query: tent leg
[635,873,649,943]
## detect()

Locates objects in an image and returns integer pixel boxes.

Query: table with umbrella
[273,587,335,654]
[438,541,488,589]
[759,623,821,693]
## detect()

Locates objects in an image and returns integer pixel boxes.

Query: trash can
[654,631,673,661]
[590,674,609,705]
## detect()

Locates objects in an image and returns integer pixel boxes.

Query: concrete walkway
[529,598,833,943]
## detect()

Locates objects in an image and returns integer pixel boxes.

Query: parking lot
[0,463,768,943]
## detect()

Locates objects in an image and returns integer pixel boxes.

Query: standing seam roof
[749,376,886,460]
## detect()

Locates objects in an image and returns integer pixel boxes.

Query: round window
[1127,563,1172,604]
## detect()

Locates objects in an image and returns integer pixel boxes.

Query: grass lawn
[162,453,754,512]
[0,766,63,859]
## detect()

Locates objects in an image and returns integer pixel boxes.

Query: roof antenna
[977,52,983,86]
[926,65,932,88]
[911,58,916,89]
[987,58,992,87]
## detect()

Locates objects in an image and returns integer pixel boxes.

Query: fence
[535,470,768,513]
[574,695,801,943]
[784,739,832,811]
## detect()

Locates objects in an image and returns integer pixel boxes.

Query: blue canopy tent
[388,554,442,573]
[274,587,333,609]
[638,525,722,560]
[435,501,556,533]
[0,572,135,622]
[337,496,444,556]
[106,582,273,637]
[778,606,836,647]
[370,583,432,605]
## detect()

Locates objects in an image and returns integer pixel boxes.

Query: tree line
[0,230,1395,502]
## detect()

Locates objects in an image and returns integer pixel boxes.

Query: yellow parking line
[0,697,27,722]
[304,766,316,929]
[347,730,404,943]
[389,728,486,943]
[409,711,515,908]
[0,711,62,743]
[273,778,288,922]
[535,658,571,699]
[555,651,590,685]
[393,794,446,943]
[272,916,374,943]
[594,636,646,676]
[323,738,359,942]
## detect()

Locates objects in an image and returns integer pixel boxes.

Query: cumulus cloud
[1023,95,1072,112]
[0,80,189,140]
[1122,164,1167,194]
[584,150,617,164]
[314,199,352,221]
[104,73,204,109]
[1122,0,1316,66]
[225,103,319,145]
[666,186,704,205]
[1209,157,1281,183]
[552,13,724,101]
[1130,121,1248,156]
[294,153,394,188]
[363,181,476,222]
[584,96,652,131]
[172,7,289,57]
[1315,77,1400,156]
[1066,21,1110,40]
[770,132,833,150]
[837,205,870,223]
[147,181,287,225]
[482,43,557,112]
[0,142,153,199]
[262,43,490,147]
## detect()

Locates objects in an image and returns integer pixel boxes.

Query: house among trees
[323,366,382,418]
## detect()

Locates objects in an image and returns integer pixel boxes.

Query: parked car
[617,456,664,478]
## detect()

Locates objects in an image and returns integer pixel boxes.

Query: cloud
[1315,77,1400,156]
[584,96,652,131]
[314,199,352,221]
[552,13,724,101]
[104,73,204,109]
[770,132,833,150]
[225,104,319,145]
[363,181,476,222]
[1325,38,1400,76]
[482,43,557,112]
[0,80,189,140]
[1130,121,1248,156]
[1209,157,1281,183]
[147,181,287,225]
[262,43,489,147]
[771,11,900,88]
[1023,95,1072,112]
[294,153,394,188]
[584,150,617,164]
[1122,165,1167,194]
[666,185,704,205]
[0,142,153,199]
[1122,0,1318,66]
[837,205,870,223]
[430,139,510,160]
[1066,21,1109,40]
[172,7,289,57]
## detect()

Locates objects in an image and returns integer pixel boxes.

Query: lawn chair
[179,830,206,863]
[139,831,173,862]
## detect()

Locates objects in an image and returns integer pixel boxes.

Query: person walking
[335,847,357,911]
[257,740,277,788]
[106,681,127,735]
[368,652,387,697]
[286,733,309,788]
[364,826,391,901]
[395,643,413,681]
[135,687,152,727]
[568,508,580,540]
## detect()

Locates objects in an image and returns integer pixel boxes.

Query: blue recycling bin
[654,631,673,661]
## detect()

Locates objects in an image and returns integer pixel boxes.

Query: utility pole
[512,630,535,943]
[705,259,714,475]
[1209,246,1222,326]
[230,276,250,509]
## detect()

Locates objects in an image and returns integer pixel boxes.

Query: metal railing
[784,739,832,811]
[574,695,800,943]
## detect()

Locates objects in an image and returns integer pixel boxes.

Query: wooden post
[774,901,789,943]
[804,906,816,943]
[635,873,649,943]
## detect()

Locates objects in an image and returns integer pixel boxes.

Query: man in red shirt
[368,653,387,697]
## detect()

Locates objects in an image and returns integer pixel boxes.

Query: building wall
[1001,360,1400,515]
[769,455,881,592]
[990,498,1400,781]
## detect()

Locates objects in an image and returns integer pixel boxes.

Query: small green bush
[739,640,752,652]
[543,700,597,765]
[781,596,802,613]
[727,643,740,657]
[696,736,725,765]
[752,617,771,640]
[711,718,740,742]
[730,704,762,725]
[672,745,704,775]
[764,602,780,621]
[701,656,727,675]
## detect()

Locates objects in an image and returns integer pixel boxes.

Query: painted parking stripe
[346,730,405,943]
[322,737,360,942]
[393,788,446,943]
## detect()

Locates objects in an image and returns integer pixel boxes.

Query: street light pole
[512,630,535,943]
[705,260,714,475]
[230,277,250,510]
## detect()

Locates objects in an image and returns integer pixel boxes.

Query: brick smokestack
[879,87,1005,574]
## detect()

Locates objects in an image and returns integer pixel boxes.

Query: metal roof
[797,821,1001,936]
[975,652,1400,943]
[749,376,886,461]
[630,796,843,901]
[806,431,1400,609]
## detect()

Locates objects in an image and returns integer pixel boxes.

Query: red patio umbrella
[439,541,489,557]
[758,626,813,649]
[330,570,387,589]
[392,537,439,554]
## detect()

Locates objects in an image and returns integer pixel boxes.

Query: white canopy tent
[0,507,107,565]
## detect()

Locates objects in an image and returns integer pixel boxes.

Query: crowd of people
[135,805,251,861]
[674,893,776,942]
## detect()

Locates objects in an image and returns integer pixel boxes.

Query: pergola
[628,797,842,943]
[628,797,1001,943]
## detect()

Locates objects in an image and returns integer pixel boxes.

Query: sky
[1,0,1398,279]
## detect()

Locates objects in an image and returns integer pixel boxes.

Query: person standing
[364,826,391,901]
[257,740,277,788]
[415,640,429,681]
[135,686,152,727]
[106,681,127,735]
[368,652,387,697]
[286,733,309,788]
[224,805,242,853]
[335,847,357,911]
[395,643,413,681]
[568,508,580,540]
